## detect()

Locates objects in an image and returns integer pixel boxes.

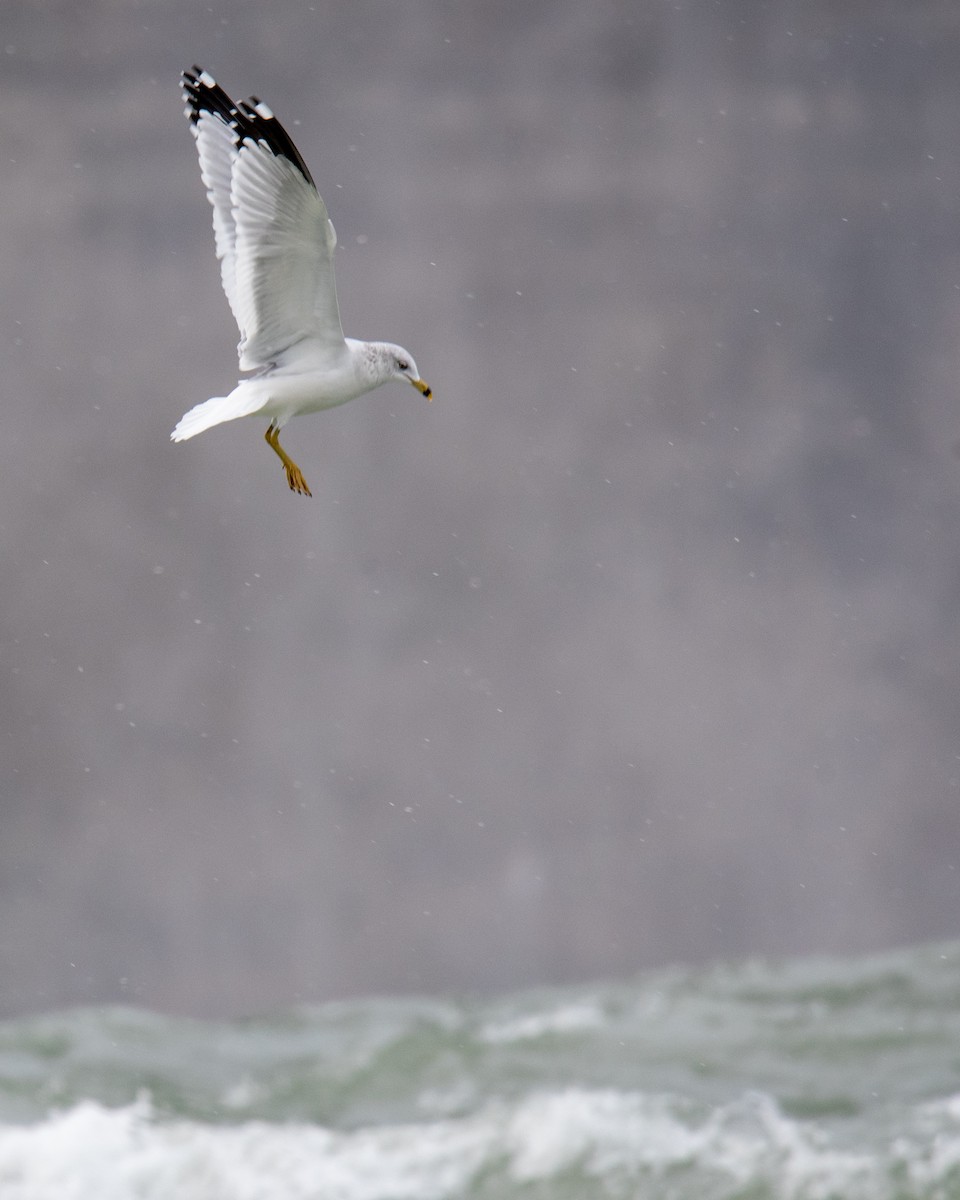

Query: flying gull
[172,66,432,496]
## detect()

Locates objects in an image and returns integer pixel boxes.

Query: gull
[172,66,432,497]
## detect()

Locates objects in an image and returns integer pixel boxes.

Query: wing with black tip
[181,66,345,370]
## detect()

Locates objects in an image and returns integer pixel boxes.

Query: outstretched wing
[181,67,345,371]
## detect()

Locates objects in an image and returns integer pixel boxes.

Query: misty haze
[2,0,960,1019]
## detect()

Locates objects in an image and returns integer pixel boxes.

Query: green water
[1,942,959,1198]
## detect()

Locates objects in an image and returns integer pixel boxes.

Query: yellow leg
[265,424,312,497]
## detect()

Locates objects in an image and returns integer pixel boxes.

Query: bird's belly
[252,365,366,419]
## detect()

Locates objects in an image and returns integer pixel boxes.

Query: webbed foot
[265,424,312,497]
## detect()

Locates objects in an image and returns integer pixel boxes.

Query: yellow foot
[265,424,313,497]
[284,462,312,497]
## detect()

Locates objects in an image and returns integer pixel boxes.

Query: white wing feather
[184,69,345,371]
[230,139,343,370]
[192,112,242,328]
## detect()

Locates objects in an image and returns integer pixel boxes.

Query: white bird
[172,66,432,497]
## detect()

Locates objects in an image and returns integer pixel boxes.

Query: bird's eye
[397,359,408,371]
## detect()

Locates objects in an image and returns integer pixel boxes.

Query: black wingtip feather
[180,66,315,188]
[236,96,315,186]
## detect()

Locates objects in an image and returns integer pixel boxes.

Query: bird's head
[383,343,432,400]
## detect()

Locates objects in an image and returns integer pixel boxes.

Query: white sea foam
[478,999,605,1044]
[892,1092,960,1192]
[504,1088,879,1194]
[3,1086,954,1200]
[0,1095,494,1200]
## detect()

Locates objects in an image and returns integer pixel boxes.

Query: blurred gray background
[2,0,960,1017]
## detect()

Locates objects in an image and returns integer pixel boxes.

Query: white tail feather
[170,388,265,441]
